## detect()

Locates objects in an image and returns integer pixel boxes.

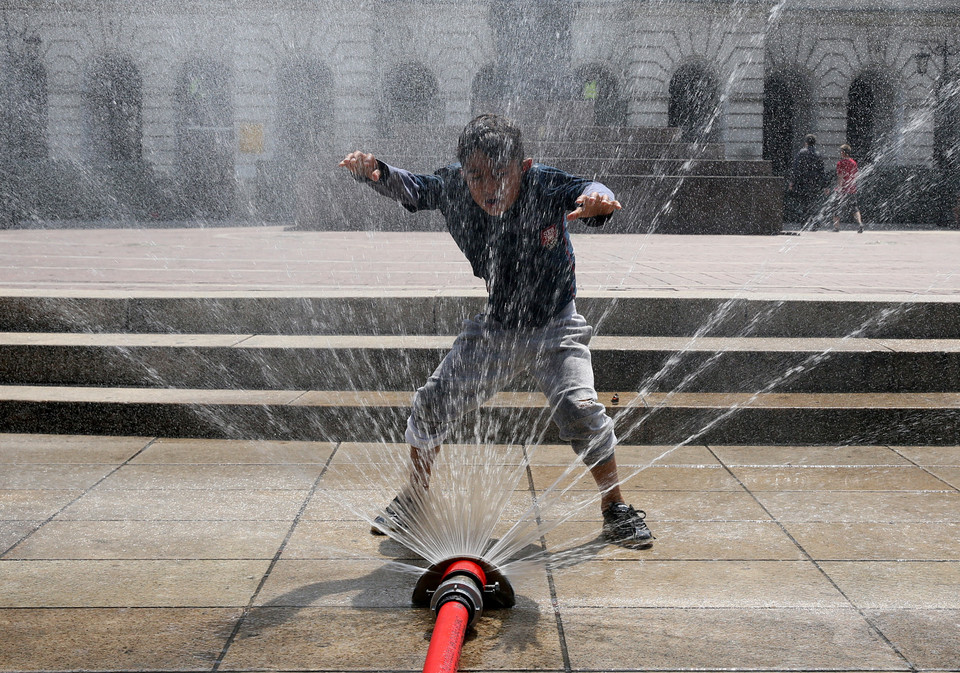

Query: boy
[338,113,653,547]
[833,143,863,233]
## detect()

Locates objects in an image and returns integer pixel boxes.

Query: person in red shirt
[833,143,863,233]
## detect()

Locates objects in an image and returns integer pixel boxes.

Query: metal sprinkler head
[412,556,516,622]
[413,557,515,673]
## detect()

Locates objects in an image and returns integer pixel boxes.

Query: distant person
[339,113,653,547]
[951,172,960,229]
[788,134,827,229]
[833,143,863,233]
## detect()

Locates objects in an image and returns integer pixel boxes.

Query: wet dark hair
[805,134,817,146]
[457,113,524,166]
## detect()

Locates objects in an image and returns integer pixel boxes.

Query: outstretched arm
[567,190,622,222]
[338,151,443,213]
[338,151,382,182]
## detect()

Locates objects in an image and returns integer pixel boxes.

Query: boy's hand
[567,191,622,221]
[338,151,381,182]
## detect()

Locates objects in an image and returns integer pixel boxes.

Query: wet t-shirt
[837,157,858,194]
[367,161,615,329]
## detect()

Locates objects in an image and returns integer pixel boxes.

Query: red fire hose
[421,559,487,673]
[422,600,470,673]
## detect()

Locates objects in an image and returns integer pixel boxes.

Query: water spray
[412,557,515,673]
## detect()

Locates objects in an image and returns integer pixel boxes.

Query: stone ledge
[2,388,957,445]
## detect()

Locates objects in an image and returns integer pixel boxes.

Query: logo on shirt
[540,224,559,248]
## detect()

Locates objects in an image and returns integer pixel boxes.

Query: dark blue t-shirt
[791,146,826,193]
[369,161,614,328]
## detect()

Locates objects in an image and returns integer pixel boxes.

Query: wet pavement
[1,225,959,672]
[0,225,958,297]
[2,435,959,671]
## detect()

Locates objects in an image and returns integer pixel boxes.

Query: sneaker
[370,493,417,536]
[602,502,654,547]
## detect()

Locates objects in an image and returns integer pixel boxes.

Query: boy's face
[462,151,532,216]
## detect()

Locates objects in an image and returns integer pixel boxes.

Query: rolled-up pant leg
[405,314,524,449]
[531,310,617,466]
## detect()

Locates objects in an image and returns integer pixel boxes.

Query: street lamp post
[915,37,960,77]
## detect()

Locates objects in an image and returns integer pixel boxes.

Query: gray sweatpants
[405,301,617,465]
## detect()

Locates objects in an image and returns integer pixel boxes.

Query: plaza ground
[1,225,958,672]
[1,225,958,296]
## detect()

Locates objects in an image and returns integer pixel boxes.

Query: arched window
[763,70,814,176]
[88,54,143,161]
[277,57,333,156]
[669,62,720,143]
[380,62,442,135]
[2,36,48,160]
[575,64,627,127]
[846,70,897,162]
[177,58,232,130]
[472,63,508,116]
[174,58,235,217]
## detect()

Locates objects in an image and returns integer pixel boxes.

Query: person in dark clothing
[339,113,653,547]
[788,134,828,229]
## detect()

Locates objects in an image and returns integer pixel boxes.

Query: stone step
[5,295,960,339]
[352,125,681,146]
[604,175,783,235]
[537,141,726,160]
[304,122,766,234]
[1,385,957,445]
[1,333,958,394]
[363,141,726,161]
[380,157,774,177]
[544,157,774,177]
[551,126,682,144]
[316,147,776,234]
[320,169,781,235]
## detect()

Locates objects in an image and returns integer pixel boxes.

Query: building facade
[2,0,958,223]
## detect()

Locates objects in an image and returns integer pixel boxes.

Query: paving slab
[6,520,293,560]
[2,433,957,671]
[929,466,960,489]
[0,559,271,608]
[553,559,849,609]
[545,520,806,561]
[3,223,960,671]
[865,609,960,670]
[821,561,960,609]
[561,607,909,671]
[730,465,954,491]
[0,608,240,672]
[895,445,960,464]
[56,487,310,521]
[708,444,914,466]
[1,227,959,297]
[783,522,960,560]
[0,489,85,520]
[753,490,960,523]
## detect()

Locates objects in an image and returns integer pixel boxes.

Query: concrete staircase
[295,124,784,235]
[1,293,958,445]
